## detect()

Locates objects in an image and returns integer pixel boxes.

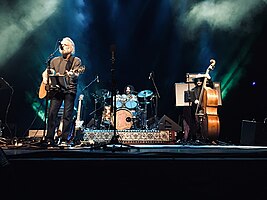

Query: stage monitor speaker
[158,115,182,132]
[174,82,222,107]
[0,147,9,167]
[240,120,267,146]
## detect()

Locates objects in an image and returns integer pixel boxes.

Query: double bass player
[182,59,219,143]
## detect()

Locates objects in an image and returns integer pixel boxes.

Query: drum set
[94,89,155,130]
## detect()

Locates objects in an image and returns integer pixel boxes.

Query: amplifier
[28,130,45,138]
[81,129,176,145]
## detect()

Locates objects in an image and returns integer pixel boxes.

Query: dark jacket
[50,55,82,94]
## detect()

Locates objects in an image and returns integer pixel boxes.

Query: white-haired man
[42,37,84,147]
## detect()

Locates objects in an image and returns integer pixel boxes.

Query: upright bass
[195,59,220,141]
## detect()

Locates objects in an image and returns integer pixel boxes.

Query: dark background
[0,0,267,144]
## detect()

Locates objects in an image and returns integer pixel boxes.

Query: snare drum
[125,94,138,109]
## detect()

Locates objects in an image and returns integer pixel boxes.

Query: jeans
[46,92,76,141]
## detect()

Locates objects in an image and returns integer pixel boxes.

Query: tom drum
[125,94,138,109]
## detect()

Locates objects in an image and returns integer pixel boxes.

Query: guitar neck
[76,94,84,121]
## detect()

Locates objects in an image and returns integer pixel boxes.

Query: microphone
[58,40,63,50]
[149,72,153,80]
[96,75,99,83]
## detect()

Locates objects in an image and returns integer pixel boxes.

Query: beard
[61,47,72,57]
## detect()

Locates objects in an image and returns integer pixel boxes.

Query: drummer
[122,84,139,110]
[124,85,136,96]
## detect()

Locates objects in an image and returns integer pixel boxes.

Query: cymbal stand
[143,95,148,130]
[88,100,103,116]
[149,72,160,126]
[81,77,99,129]
[93,97,98,129]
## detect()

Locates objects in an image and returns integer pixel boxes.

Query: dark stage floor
[1,131,267,199]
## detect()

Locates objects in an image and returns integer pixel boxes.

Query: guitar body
[38,65,85,99]
[38,81,47,99]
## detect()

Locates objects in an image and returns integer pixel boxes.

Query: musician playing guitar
[40,37,85,147]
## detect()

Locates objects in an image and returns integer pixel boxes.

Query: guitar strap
[66,56,75,71]
[64,56,76,90]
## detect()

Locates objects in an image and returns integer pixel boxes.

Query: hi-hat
[139,101,151,105]
[138,90,153,98]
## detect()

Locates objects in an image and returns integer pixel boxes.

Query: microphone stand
[90,45,139,152]
[149,72,160,128]
[81,76,99,129]
[109,44,118,144]
[81,76,98,93]
[42,48,58,142]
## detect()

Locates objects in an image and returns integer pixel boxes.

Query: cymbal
[138,90,153,98]
[96,89,111,98]
[90,93,99,99]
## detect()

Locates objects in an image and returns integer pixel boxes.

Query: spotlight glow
[0,0,62,67]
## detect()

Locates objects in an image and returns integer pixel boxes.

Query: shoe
[41,138,57,148]
[58,140,72,147]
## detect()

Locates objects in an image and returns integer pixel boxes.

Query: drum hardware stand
[93,96,98,128]
[87,105,104,129]
[81,76,100,129]
[137,90,153,130]
[88,96,100,129]
[143,95,148,130]
[149,71,160,129]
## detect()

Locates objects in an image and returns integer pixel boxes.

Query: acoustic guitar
[38,81,47,99]
[38,65,85,99]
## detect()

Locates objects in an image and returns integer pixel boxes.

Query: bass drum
[111,108,133,130]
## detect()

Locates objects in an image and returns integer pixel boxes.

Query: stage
[3,142,267,160]
[1,134,267,198]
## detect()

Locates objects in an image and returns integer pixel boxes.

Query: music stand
[174,82,222,107]
[49,75,68,91]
